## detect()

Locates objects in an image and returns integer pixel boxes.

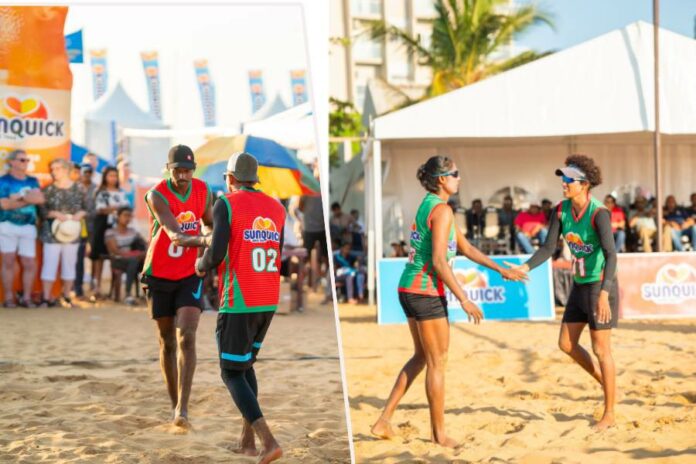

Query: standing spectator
[104,206,145,305]
[465,199,485,241]
[90,166,129,299]
[0,150,45,307]
[604,195,627,252]
[82,152,102,185]
[628,195,659,252]
[333,242,366,304]
[117,157,136,207]
[514,202,548,254]
[74,163,96,299]
[663,195,695,251]
[299,193,327,289]
[349,209,365,254]
[541,199,553,222]
[497,195,518,252]
[39,158,87,307]
[329,202,353,245]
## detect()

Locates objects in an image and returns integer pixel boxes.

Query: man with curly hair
[506,154,619,431]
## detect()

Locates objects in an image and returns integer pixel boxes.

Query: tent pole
[366,141,375,307]
[653,0,663,251]
[373,140,383,263]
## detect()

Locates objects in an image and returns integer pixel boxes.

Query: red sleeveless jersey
[143,178,210,280]
[217,188,286,313]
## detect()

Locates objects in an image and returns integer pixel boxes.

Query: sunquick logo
[447,269,506,304]
[244,217,280,243]
[410,222,421,242]
[0,95,65,139]
[175,211,199,233]
[641,264,696,305]
[565,232,594,254]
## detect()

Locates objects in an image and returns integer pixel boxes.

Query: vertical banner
[194,59,216,127]
[65,30,83,63]
[0,6,72,185]
[89,49,108,100]
[290,69,308,105]
[617,253,696,318]
[141,51,162,120]
[248,70,266,113]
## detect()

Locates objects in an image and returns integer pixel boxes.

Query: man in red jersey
[141,144,213,429]
[196,152,285,464]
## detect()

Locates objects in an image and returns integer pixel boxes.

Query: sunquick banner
[194,60,216,127]
[89,49,108,100]
[248,70,266,113]
[141,51,162,120]
[65,30,83,64]
[290,69,308,105]
[0,6,72,185]
[377,256,554,324]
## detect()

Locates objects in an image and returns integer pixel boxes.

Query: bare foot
[257,444,282,464]
[371,418,396,439]
[432,435,459,449]
[231,445,259,457]
[173,414,192,430]
[593,413,616,431]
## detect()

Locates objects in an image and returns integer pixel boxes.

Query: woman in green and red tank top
[506,154,619,431]
[371,156,528,448]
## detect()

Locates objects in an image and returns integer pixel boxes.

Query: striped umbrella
[194,134,319,199]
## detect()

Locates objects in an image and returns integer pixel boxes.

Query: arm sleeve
[525,211,562,270]
[196,199,231,272]
[594,208,617,291]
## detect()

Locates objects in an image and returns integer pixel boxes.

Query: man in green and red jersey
[142,144,213,429]
[196,152,285,464]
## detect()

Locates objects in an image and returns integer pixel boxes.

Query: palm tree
[368,0,554,97]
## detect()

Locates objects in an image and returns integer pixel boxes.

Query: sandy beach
[0,294,350,463]
[340,303,696,463]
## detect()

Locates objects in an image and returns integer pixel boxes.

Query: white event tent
[242,102,316,162]
[366,21,696,266]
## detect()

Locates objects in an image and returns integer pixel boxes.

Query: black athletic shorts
[216,311,274,370]
[399,292,448,321]
[142,273,203,319]
[302,230,327,260]
[563,280,619,330]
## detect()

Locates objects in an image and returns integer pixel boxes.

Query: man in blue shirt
[0,149,45,307]
[663,195,695,252]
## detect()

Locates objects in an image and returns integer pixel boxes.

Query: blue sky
[516,0,695,51]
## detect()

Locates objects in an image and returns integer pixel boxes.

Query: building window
[351,0,382,17]
[413,0,437,18]
[353,36,383,61]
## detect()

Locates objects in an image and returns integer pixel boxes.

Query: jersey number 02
[251,247,278,272]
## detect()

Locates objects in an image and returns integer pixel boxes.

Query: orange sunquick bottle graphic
[0,6,73,185]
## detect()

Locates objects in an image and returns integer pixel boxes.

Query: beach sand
[0,294,350,463]
[339,304,696,463]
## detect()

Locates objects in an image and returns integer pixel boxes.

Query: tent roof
[374,21,696,140]
[85,82,167,128]
[242,102,314,149]
[248,93,288,122]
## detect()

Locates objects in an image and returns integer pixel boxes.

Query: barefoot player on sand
[371,155,528,448]
[505,154,619,431]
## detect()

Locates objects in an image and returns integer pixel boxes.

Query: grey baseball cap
[555,165,587,181]
[226,152,259,183]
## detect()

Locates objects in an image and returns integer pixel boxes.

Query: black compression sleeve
[594,208,617,291]
[525,212,562,270]
[197,199,230,272]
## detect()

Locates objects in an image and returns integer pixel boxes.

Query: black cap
[167,144,196,169]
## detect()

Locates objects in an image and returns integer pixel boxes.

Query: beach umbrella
[194,134,319,199]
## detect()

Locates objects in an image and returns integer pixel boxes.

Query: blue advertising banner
[65,30,83,63]
[377,255,555,325]
[290,69,307,105]
[89,49,108,100]
[194,60,216,127]
[141,51,163,120]
[248,70,266,113]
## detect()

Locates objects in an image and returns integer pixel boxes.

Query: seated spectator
[497,195,518,251]
[514,202,548,254]
[104,207,145,305]
[604,194,626,252]
[39,158,88,308]
[465,198,485,240]
[390,240,408,257]
[541,198,553,222]
[348,209,365,254]
[629,195,659,252]
[333,242,366,304]
[90,166,129,299]
[663,195,695,251]
[687,192,696,220]
[330,202,353,245]
[0,149,45,307]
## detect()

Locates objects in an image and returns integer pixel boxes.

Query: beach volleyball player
[141,144,213,428]
[371,155,528,447]
[505,154,619,430]
[195,152,285,463]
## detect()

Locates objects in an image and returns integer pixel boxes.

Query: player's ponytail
[417,155,454,193]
